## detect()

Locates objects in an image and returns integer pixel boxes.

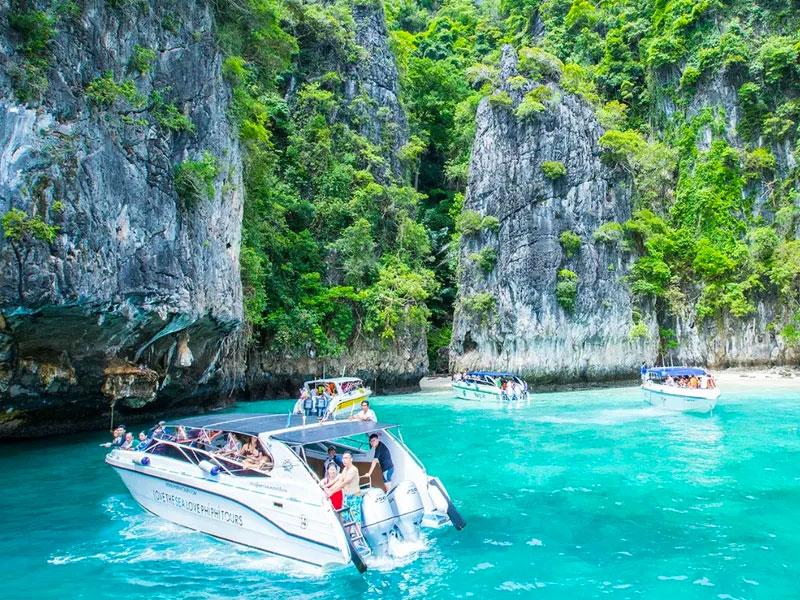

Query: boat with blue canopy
[641,366,720,413]
[451,371,528,402]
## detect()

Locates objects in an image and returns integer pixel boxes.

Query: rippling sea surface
[3,383,800,599]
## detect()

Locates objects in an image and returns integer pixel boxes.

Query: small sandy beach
[713,366,800,391]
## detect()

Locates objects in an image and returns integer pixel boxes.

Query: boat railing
[145,437,273,478]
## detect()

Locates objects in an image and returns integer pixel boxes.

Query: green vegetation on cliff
[7,0,800,362]
[215,0,800,358]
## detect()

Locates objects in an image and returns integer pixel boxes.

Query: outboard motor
[387,480,424,542]
[360,487,397,556]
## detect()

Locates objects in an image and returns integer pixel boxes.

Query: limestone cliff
[657,64,799,367]
[0,0,243,437]
[247,324,427,399]
[450,47,657,384]
[245,0,427,395]
[452,47,798,380]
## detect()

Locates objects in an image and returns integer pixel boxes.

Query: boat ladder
[337,507,371,557]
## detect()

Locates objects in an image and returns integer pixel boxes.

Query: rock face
[348,1,409,180]
[669,299,797,367]
[655,66,799,367]
[246,325,428,399]
[0,0,243,438]
[450,47,656,384]
[246,0,427,395]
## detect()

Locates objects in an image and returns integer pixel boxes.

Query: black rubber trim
[429,478,466,530]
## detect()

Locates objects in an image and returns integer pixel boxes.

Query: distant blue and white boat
[451,371,528,402]
[641,367,720,413]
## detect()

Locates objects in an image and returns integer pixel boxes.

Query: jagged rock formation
[245,0,427,394]
[670,299,795,367]
[654,67,798,367]
[450,47,657,384]
[0,0,243,437]
[246,324,427,398]
[348,2,409,180]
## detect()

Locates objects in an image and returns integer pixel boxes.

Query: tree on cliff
[1,208,58,304]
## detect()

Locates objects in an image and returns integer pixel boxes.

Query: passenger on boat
[350,400,377,422]
[241,437,272,471]
[195,429,222,451]
[131,431,147,450]
[323,452,362,536]
[173,426,191,443]
[120,432,135,450]
[323,462,343,512]
[102,425,126,448]
[325,446,343,471]
[364,433,394,492]
[220,433,242,456]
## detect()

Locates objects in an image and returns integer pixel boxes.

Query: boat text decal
[152,488,244,527]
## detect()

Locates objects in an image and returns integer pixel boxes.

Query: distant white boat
[452,371,528,402]
[641,367,720,413]
[293,377,372,420]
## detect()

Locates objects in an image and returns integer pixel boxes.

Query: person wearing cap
[102,425,126,448]
[363,433,394,492]
[324,446,343,471]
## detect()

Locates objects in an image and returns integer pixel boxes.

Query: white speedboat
[641,367,721,413]
[105,413,463,572]
[294,377,372,420]
[452,371,529,402]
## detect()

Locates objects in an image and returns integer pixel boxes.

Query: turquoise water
[2,384,800,599]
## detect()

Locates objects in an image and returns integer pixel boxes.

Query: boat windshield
[305,379,365,396]
[145,427,275,477]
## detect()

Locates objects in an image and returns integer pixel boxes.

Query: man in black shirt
[364,433,394,492]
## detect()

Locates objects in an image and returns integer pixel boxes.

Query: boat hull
[452,383,526,402]
[330,390,372,418]
[642,384,720,413]
[108,459,350,568]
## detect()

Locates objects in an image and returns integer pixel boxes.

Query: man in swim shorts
[324,451,362,536]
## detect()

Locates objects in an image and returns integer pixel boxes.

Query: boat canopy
[466,371,520,378]
[306,377,363,385]
[162,413,306,436]
[271,420,397,445]
[647,367,707,377]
